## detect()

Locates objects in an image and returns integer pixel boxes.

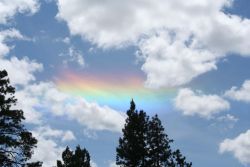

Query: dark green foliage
[116,100,149,167]
[26,161,43,167]
[116,100,192,167]
[57,145,91,167]
[168,150,192,167]
[146,114,173,167]
[0,70,38,167]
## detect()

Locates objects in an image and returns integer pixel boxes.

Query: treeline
[0,70,192,167]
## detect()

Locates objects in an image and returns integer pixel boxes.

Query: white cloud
[65,98,125,132]
[109,161,119,167]
[0,0,40,24]
[61,46,85,67]
[62,131,76,142]
[174,88,230,118]
[217,114,238,123]
[19,82,126,132]
[83,129,98,139]
[62,37,70,44]
[0,57,43,86]
[30,126,71,167]
[68,46,85,66]
[219,130,250,165]
[0,30,43,124]
[56,0,232,48]
[209,114,238,131]
[0,29,25,57]
[137,31,217,88]
[91,161,98,167]
[34,126,76,142]
[15,87,42,124]
[57,0,250,87]
[225,80,250,103]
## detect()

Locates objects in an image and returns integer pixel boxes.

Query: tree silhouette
[116,100,192,167]
[146,114,173,166]
[169,149,192,167]
[116,100,149,167]
[0,70,38,167]
[26,161,43,167]
[57,145,91,167]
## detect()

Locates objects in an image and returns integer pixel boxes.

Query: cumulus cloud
[219,130,250,165]
[0,29,43,87]
[15,88,43,124]
[56,0,250,87]
[19,82,126,132]
[0,31,43,123]
[137,31,217,88]
[224,80,250,103]
[30,126,73,167]
[0,57,43,86]
[174,88,230,118]
[0,0,40,24]
[0,29,25,57]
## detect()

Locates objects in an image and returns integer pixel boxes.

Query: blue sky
[0,0,250,166]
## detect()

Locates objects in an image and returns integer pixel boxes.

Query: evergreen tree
[169,149,192,167]
[57,145,91,167]
[0,70,38,166]
[116,100,192,167]
[146,114,173,167]
[116,100,149,167]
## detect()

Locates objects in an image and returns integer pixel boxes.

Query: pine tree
[72,145,90,167]
[169,149,192,167]
[57,145,91,167]
[0,70,38,166]
[116,100,149,167]
[146,114,173,167]
[116,100,192,167]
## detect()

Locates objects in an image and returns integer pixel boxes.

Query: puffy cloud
[15,87,42,124]
[19,82,126,132]
[34,126,76,142]
[137,32,217,88]
[174,88,230,118]
[0,29,43,124]
[0,29,25,57]
[56,0,250,87]
[0,0,40,24]
[0,57,43,86]
[0,41,43,124]
[56,0,232,48]
[224,80,250,103]
[219,130,250,165]
[30,126,73,167]
[0,29,43,87]
[0,57,43,124]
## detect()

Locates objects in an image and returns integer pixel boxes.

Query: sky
[0,0,250,166]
